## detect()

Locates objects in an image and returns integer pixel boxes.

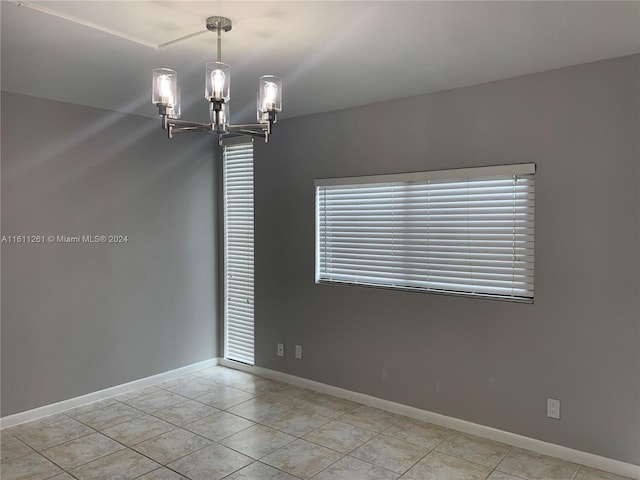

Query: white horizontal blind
[316,164,535,302]
[223,142,254,364]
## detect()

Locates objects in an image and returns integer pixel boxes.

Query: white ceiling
[2,1,639,124]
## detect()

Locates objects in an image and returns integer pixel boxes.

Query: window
[315,164,535,302]
[223,141,254,364]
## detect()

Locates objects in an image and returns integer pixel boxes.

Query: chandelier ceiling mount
[206,16,232,33]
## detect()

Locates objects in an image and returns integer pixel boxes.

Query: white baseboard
[2,357,637,479]
[219,359,640,480]
[0,358,218,429]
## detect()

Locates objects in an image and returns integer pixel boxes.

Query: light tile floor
[0,366,634,480]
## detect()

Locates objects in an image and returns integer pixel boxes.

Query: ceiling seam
[157,30,207,50]
[14,0,160,50]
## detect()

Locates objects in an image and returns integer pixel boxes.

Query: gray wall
[253,55,640,464]
[1,92,218,416]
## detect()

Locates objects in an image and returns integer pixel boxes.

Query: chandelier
[152,16,282,143]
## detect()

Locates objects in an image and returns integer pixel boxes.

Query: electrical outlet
[295,344,303,359]
[277,343,284,357]
[547,398,560,419]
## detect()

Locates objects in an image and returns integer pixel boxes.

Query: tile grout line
[4,366,633,480]
[68,395,452,480]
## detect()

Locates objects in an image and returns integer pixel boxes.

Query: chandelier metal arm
[166,117,211,129]
[227,123,268,133]
[160,110,274,142]
[167,126,204,139]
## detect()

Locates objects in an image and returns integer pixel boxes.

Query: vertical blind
[223,142,255,364]
[316,164,535,302]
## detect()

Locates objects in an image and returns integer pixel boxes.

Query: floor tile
[40,432,124,469]
[263,407,331,437]
[255,391,304,409]
[229,377,287,395]
[136,467,189,479]
[264,386,318,405]
[223,461,300,479]
[64,398,118,417]
[436,431,511,468]
[313,455,399,480]
[497,448,580,480]
[487,472,526,480]
[17,412,69,426]
[384,417,451,449]
[102,414,174,446]
[220,424,296,459]
[72,402,144,430]
[132,427,212,464]
[7,414,94,450]
[0,452,63,480]
[163,377,224,399]
[339,405,400,432]
[183,410,254,441]
[49,474,77,480]
[403,450,492,480]
[1,431,33,463]
[167,443,253,480]
[301,394,360,418]
[261,439,342,479]
[574,466,635,480]
[70,448,160,480]
[194,386,255,410]
[193,366,254,385]
[152,399,219,426]
[227,397,291,422]
[155,374,198,389]
[115,386,162,402]
[124,390,187,413]
[2,366,630,480]
[304,420,377,454]
[351,434,429,474]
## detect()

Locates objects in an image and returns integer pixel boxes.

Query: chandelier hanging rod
[152,16,282,144]
[206,16,231,64]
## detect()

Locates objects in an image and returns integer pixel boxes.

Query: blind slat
[316,165,535,301]
[224,142,255,365]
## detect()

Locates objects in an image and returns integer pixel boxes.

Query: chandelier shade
[152,68,177,107]
[168,87,181,119]
[206,62,231,102]
[259,75,282,113]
